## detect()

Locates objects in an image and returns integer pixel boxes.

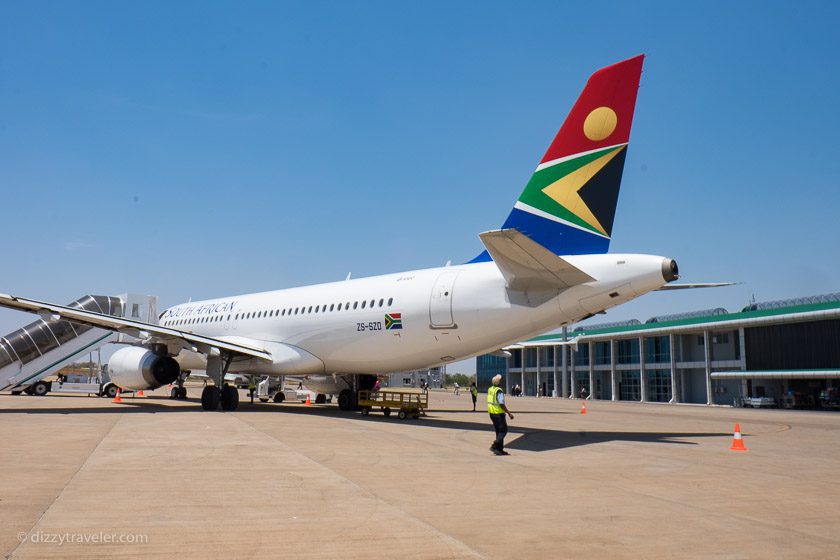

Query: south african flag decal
[385,313,402,330]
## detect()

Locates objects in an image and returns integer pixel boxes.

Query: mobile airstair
[0,293,157,393]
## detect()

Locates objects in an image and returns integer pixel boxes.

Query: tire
[220,385,239,411]
[201,386,221,411]
[32,381,50,396]
[361,407,370,416]
[177,387,187,399]
[338,389,352,411]
[315,393,326,404]
[273,392,285,403]
[382,407,391,417]
[259,397,269,403]
[103,384,119,399]
[398,409,407,420]
[170,387,179,399]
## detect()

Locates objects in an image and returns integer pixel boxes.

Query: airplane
[0,54,715,412]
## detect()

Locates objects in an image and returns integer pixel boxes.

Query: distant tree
[444,373,474,387]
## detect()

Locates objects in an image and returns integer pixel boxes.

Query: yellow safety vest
[487,386,504,414]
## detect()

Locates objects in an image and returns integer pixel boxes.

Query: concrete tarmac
[2,388,839,559]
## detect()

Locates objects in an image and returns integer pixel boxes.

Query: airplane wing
[479,228,595,291]
[0,293,273,361]
[655,283,735,291]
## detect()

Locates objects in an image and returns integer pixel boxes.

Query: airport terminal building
[476,293,840,408]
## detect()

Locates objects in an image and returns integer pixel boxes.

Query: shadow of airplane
[0,397,729,451]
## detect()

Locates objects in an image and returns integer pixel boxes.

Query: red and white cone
[730,423,747,451]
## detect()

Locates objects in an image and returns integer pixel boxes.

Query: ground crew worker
[470,382,478,411]
[487,374,514,455]
[248,379,257,403]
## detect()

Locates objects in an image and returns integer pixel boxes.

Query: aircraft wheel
[201,386,221,411]
[177,387,187,399]
[220,385,239,411]
[170,387,179,399]
[338,389,352,411]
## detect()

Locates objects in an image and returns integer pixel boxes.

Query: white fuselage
[158,253,670,392]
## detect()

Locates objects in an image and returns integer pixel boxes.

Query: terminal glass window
[645,336,670,363]
[646,370,672,402]
[620,371,641,401]
[573,345,589,366]
[511,349,522,368]
[616,339,640,364]
[594,342,611,365]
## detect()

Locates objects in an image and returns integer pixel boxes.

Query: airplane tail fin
[472,55,644,262]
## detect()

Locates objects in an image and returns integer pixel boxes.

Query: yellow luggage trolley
[357,390,428,419]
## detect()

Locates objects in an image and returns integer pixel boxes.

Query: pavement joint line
[229,411,489,560]
[615,483,840,545]
[4,409,124,559]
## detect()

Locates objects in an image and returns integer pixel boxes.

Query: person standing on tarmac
[487,374,514,455]
[248,379,257,403]
[470,382,478,411]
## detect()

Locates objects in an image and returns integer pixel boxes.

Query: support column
[610,339,618,401]
[570,346,577,399]
[704,330,713,405]
[552,345,559,397]
[639,336,646,403]
[669,333,678,404]
[505,354,511,395]
[587,341,594,399]
[561,328,569,398]
[739,327,748,400]
[535,347,541,397]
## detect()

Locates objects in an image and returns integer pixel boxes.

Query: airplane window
[281,309,286,316]
[370,299,375,307]
[379,299,384,307]
[388,297,393,306]
[346,302,350,309]
[294,308,299,315]
[308,306,312,313]
[361,301,366,309]
[353,302,358,310]
[330,304,334,311]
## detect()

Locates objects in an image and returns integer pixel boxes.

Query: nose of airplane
[661,258,679,283]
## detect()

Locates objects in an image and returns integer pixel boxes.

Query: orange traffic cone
[137,390,145,397]
[730,423,748,451]
[305,393,312,406]
[112,389,123,404]
[580,400,587,414]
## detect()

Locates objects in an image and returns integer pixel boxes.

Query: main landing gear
[201,384,239,411]
[200,353,239,411]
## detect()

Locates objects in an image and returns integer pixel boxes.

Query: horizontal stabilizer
[656,283,735,291]
[479,229,594,292]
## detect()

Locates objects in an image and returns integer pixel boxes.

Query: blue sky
[2,1,839,374]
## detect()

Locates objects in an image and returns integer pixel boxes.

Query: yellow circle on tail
[583,106,618,141]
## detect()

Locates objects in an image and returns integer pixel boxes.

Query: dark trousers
[471,396,477,410]
[489,413,508,450]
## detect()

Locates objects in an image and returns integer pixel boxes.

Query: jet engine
[108,346,180,390]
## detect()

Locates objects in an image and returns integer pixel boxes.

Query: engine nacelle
[108,346,180,390]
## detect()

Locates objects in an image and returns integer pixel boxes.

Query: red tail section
[540,55,644,165]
